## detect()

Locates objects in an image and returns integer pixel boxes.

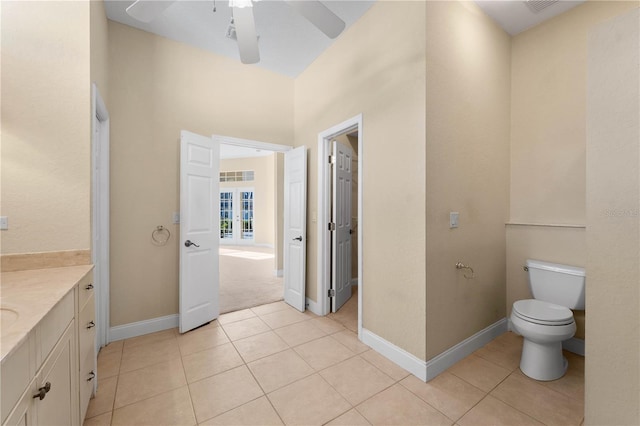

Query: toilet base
[520,339,567,381]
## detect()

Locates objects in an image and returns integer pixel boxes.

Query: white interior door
[283,146,307,312]
[332,140,353,312]
[179,130,219,333]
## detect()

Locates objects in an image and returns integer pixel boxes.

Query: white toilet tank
[526,259,585,310]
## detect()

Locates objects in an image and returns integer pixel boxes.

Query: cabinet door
[2,380,36,426]
[33,323,78,426]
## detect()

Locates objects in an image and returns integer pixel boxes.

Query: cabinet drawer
[78,293,95,365]
[77,271,94,313]
[79,350,95,423]
[36,290,74,379]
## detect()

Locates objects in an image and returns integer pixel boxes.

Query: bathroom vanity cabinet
[1,266,95,426]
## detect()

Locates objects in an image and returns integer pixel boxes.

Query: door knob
[184,240,200,248]
[293,236,303,242]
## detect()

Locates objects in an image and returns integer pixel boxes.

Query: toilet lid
[513,300,574,325]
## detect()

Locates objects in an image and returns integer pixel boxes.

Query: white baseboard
[351,278,359,287]
[109,314,178,342]
[305,297,321,315]
[361,328,427,381]
[425,318,508,381]
[508,319,585,357]
[274,269,283,277]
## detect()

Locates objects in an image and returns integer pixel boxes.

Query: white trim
[562,337,585,356]
[361,328,427,381]
[213,134,293,153]
[317,114,363,339]
[109,314,179,342]
[425,318,508,381]
[305,297,321,316]
[351,278,359,287]
[92,83,110,350]
[274,269,283,277]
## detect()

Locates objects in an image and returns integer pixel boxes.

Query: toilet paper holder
[455,262,475,279]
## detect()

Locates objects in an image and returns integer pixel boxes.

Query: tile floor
[85,301,584,426]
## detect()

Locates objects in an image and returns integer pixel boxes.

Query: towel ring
[152,225,171,246]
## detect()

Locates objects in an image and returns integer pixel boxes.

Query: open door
[179,131,219,333]
[332,140,353,312]
[283,146,307,312]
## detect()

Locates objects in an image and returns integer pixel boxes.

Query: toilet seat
[513,299,574,326]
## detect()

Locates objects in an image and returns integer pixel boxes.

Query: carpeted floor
[219,245,284,314]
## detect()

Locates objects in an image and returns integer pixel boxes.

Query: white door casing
[179,131,220,333]
[283,146,307,312]
[332,140,353,312]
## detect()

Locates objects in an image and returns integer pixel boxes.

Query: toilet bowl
[511,259,585,381]
[510,299,576,380]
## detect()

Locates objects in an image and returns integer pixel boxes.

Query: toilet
[510,259,585,381]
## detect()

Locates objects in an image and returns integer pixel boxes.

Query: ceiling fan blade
[284,0,345,39]
[233,7,260,64]
[126,0,174,23]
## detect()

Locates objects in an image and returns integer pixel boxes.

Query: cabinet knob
[87,371,96,382]
[85,283,94,290]
[33,382,51,400]
[86,321,96,329]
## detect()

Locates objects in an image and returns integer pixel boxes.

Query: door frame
[317,113,363,338]
[92,83,110,351]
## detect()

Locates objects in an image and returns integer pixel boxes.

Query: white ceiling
[104,0,375,78]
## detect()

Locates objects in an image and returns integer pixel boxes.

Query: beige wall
[108,22,293,326]
[220,155,276,247]
[586,7,639,424]
[425,1,511,359]
[295,1,427,359]
[507,0,638,341]
[90,0,109,107]
[1,1,91,255]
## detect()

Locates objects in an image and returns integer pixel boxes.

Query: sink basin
[1,307,19,332]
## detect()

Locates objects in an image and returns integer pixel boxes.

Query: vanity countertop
[1,265,94,362]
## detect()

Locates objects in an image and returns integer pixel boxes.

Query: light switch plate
[450,212,459,229]
[0,216,8,230]
[172,212,180,224]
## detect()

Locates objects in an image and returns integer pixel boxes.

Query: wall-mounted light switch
[172,212,180,224]
[0,216,8,230]
[449,212,459,229]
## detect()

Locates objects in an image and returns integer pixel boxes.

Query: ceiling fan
[125,0,346,64]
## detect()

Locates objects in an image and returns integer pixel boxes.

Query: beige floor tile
[401,372,485,422]
[273,319,327,347]
[182,342,244,383]
[119,337,181,373]
[326,408,371,425]
[356,383,453,426]
[294,335,355,370]
[448,353,511,392]
[310,317,346,334]
[83,411,112,426]
[491,371,584,426]
[222,316,270,341]
[330,330,369,354]
[251,301,289,316]
[541,351,585,401]
[189,365,264,423]
[260,308,309,329]
[248,349,315,393]
[267,374,352,426]
[200,396,283,425]
[320,356,395,405]
[219,308,256,325]
[177,325,229,356]
[114,358,186,408]
[123,328,176,350]
[98,340,123,356]
[473,332,523,371]
[86,376,117,418]
[97,349,121,379]
[233,331,289,363]
[360,349,410,381]
[458,395,543,426]
[111,386,196,426]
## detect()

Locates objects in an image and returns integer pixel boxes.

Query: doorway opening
[214,136,292,314]
[317,114,363,338]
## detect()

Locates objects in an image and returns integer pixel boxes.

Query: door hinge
[328,222,336,231]
[329,155,335,164]
[328,289,336,297]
